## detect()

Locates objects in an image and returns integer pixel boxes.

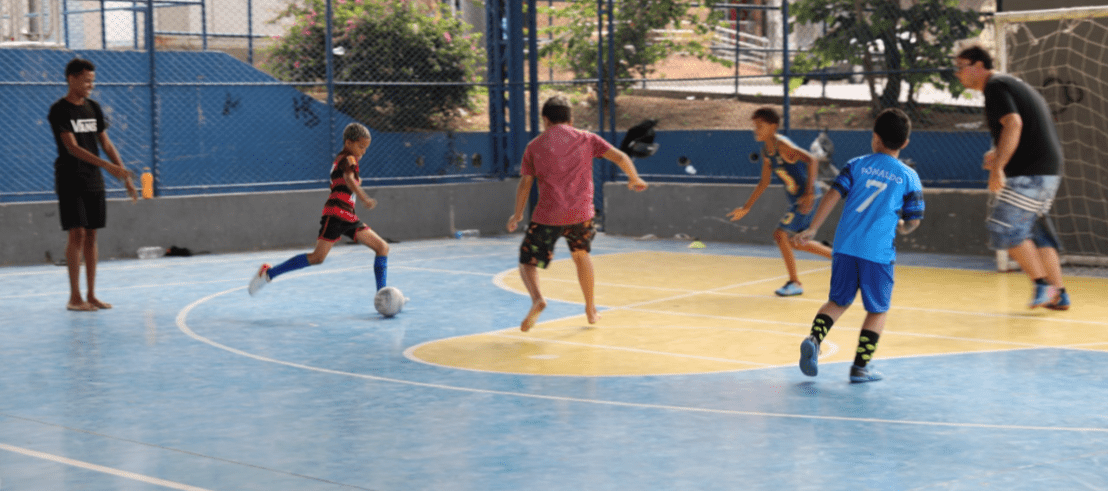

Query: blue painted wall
[623,129,990,187]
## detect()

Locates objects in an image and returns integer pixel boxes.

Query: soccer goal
[995,6,1108,267]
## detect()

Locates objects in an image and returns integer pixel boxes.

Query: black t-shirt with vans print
[49,98,108,193]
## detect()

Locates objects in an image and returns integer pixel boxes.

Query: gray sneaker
[799,335,820,376]
[849,364,883,383]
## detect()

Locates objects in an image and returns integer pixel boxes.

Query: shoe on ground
[1028,283,1058,309]
[1045,290,1070,311]
[776,281,804,297]
[849,364,883,383]
[248,264,271,296]
[799,335,820,376]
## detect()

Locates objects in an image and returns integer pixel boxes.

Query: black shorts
[519,220,596,269]
[57,191,106,230]
[318,216,369,243]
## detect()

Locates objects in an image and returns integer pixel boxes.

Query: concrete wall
[604,182,993,256]
[0,180,518,266]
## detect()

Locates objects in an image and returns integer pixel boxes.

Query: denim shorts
[986,175,1060,250]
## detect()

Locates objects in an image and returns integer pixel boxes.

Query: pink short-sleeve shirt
[520,124,613,226]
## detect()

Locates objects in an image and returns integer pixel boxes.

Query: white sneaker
[248,264,271,296]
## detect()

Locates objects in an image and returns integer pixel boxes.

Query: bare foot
[586,307,601,324]
[67,301,98,312]
[521,300,547,332]
[87,298,112,309]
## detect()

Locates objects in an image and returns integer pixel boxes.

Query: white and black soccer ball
[374,286,406,317]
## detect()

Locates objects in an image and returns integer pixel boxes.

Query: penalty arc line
[176,285,1108,435]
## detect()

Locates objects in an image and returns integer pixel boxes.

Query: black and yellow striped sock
[854,329,880,367]
[810,313,834,343]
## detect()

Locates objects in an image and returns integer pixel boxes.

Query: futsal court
[2,234,1106,490]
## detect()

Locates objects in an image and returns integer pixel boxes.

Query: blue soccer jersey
[764,135,820,204]
[831,153,925,264]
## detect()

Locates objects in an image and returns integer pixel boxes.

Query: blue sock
[269,253,310,279]
[374,256,387,291]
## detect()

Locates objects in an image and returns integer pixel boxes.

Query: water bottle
[137,246,165,259]
[454,229,479,239]
[140,167,154,199]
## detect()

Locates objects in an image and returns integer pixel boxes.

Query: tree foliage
[265,0,484,131]
[790,0,985,113]
[539,0,729,86]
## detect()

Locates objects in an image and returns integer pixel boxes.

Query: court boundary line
[176,285,1108,435]
[0,442,216,491]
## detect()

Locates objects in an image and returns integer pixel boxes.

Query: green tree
[266,0,484,131]
[790,0,985,114]
[539,0,728,88]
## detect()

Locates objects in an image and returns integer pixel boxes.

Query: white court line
[0,443,214,491]
[175,285,1108,434]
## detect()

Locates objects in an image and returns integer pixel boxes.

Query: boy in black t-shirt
[48,58,138,312]
[955,46,1069,310]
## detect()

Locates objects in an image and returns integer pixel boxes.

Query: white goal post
[994,6,1108,268]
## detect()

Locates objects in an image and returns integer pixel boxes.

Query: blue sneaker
[1045,290,1070,311]
[776,281,804,297]
[799,335,820,376]
[849,364,883,383]
[1029,283,1058,309]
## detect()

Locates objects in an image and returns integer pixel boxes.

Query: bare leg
[65,229,95,311]
[518,263,545,332]
[860,311,888,336]
[571,250,599,323]
[305,239,336,265]
[817,301,849,323]
[1009,239,1046,281]
[774,228,800,284]
[1037,246,1065,289]
[795,238,833,259]
[355,228,390,257]
[83,229,111,309]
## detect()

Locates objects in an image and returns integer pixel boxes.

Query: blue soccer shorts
[828,253,895,314]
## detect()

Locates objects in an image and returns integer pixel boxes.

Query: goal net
[996,6,1108,267]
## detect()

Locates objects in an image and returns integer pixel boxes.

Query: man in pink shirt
[507,95,648,332]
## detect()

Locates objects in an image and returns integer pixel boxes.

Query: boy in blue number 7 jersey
[729,107,832,297]
[792,108,924,383]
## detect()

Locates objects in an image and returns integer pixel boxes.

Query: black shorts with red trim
[318,215,369,243]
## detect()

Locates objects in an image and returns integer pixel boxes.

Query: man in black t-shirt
[48,58,138,312]
[955,46,1069,311]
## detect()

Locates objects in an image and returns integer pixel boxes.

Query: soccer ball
[374,286,405,317]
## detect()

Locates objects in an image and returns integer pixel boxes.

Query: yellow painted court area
[409,252,1108,376]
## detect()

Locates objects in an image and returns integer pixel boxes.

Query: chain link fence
[4,0,997,203]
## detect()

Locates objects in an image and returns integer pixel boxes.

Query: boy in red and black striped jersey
[248,123,389,296]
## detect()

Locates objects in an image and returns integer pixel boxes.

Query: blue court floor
[1,234,1106,490]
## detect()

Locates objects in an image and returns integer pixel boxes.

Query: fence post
[146,0,159,196]
[781,0,790,134]
[324,0,335,155]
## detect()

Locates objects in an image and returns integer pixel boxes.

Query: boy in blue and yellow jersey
[792,108,924,383]
[248,123,389,296]
[728,107,832,296]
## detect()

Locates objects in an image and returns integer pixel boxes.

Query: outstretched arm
[507,175,534,232]
[792,188,842,246]
[62,131,137,200]
[601,147,647,191]
[344,161,377,210]
[727,159,772,221]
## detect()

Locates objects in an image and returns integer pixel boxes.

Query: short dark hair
[955,45,993,70]
[874,108,911,150]
[541,96,572,124]
[65,58,96,78]
[751,107,780,125]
